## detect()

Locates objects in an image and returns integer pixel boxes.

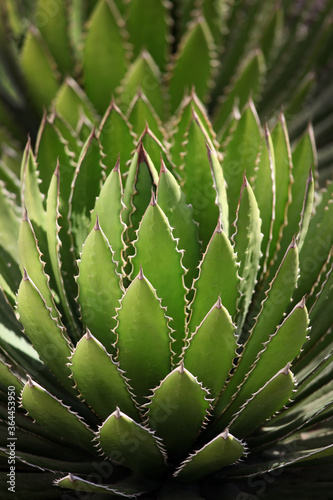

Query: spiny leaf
[77,217,123,348]
[174,429,245,482]
[83,0,129,113]
[54,78,97,131]
[131,200,187,359]
[115,270,171,405]
[70,330,139,421]
[98,408,166,479]
[127,91,165,141]
[145,364,210,462]
[183,298,237,400]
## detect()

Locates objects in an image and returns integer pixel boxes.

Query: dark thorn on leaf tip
[150,191,157,206]
[138,266,144,280]
[281,363,291,376]
[160,158,167,173]
[85,328,93,340]
[216,296,222,309]
[221,428,229,440]
[115,407,121,419]
[178,361,185,374]
[23,206,28,221]
[23,268,29,281]
[216,216,222,234]
[242,172,249,188]
[290,235,297,248]
[113,155,120,172]
[27,376,34,388]
[94,215,100,231]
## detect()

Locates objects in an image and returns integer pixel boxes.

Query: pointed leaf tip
[290,235,297,248]
[216,296,222,309]
[242,172,249,188]
[113,156,120,172]
[85,328,93,340]
[23,268,29,281]
[178,361,185,374]
[137,141,146,164]
[23,207,28,221]
[281,363,291,376]
[27,376,34,388]
[216,216,222,234]
[94,215,100,231]
[150,191,157,206]
[68,473,75,483]
[138,266,144,280]
[160,159,167,174]
[221,428,229,440]
[115,407,121,419]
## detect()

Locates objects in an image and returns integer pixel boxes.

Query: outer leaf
[77,218,122,348]
[34,0,73,74]
[115,270,171,405]
[131,200,187,358]
[168,19,215,114]
[20,27,59,113]
[233,176,262,331]
[98,408,166,479]
[0,359,23,394]
[83,0,128,113]
[188,220,240,333]
[21,379,95,452]
[70,330,138,421]
[0,180,20,270]
[174,429,245,482]
[69,130,105,253]
[90,161,126,273]
[157,160,200,288]
[146,364,210,462]
[126,0,170,72]
[183,298,237,400]
[56,474,137,497]
[16,271,73,391]
[230,366,296,439]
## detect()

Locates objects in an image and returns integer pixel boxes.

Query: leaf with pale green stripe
[168,19,215,114]
[174,429,245,482]
[21,379,95,453]
[131,200,187,358]
[127,0,170,73]
[215,299,308,430]
[222,102,262,228]
[18,211,58,320]
[184,298,237,400]
[77,218,122,348]
[157,160,200,288]
[127,92,165,141]
[56,474,139,496]
[98,100,135,175]
[90,161,126,273]
[98,408,166,478]
[233,176,262,331]
[20,27,59,113]
[115,270,171,404]
[146,364,210,462]
[229,365,296,438]
[188,220,240,333]
[182,114,220,247]
[16,271,73,391]
[69,130,105,253]
[83,0,129,114]
[120,52,164,119]
[54,78,97,131]
[214,239,299,417]
[34,0,73,75]
[70,330,138,421]
[213,51,265,138]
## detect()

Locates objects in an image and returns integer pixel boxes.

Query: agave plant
[1,0,333,187]
[0,82,332,498]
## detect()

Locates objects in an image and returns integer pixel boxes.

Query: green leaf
[90,161,126,273]
[70,330,138,421]
[54,78,97,131]
[182,114,220,248]
[168,19,215,114]
[215,299,308,431]
[18,210,58,320]
[221,102,262,228]
[69,130,105,253]
[20,27,59,114]
[83,0,129,113]
[157,160,200,289]
[214,239,299,417]
[127,92,165,141]
[229,365,296,438]
[233,176,262,331]
[0,181,20,265]
[98,99,135,176]
[115,269,171,404]
[297,169,315,253]
[16,271,73,391]
[21,378,95,452]
[131,200,187,358]
[56,474,137,496]
[146,364,210,462]
[0,359,23,394]
[77,217,123,348]
[34,0,73,75]
[183,298,237,400]
[213,50,265,138]
[174,429,245,482]
[188,220,240,333]
[126,0,170,72]
[98,408,166,478]
[119,51,164,118]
